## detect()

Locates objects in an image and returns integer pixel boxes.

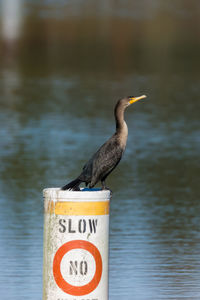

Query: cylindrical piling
[43,188,111,300]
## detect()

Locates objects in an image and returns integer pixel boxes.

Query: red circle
[53,240,102,296]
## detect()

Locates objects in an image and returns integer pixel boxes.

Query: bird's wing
[90,137,123,187]
[78,157,93,182]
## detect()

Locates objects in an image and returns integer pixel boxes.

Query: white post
[43,188,111,300]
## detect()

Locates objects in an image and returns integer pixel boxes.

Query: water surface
[0,1,200,299]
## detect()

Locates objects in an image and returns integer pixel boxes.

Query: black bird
[61,95,146,191]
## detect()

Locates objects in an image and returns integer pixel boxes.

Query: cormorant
[61,95,146,191]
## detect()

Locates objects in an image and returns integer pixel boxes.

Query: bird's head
[117,95,147,109]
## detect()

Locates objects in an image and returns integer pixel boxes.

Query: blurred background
[0,0,200,299]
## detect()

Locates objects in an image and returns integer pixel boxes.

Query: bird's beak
[129,95,147,104]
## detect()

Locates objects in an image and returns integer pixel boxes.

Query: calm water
[0,1,200,299]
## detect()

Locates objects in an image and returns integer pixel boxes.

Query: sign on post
[43,188,110,300]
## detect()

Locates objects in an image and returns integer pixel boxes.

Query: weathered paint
[43,188,110,300]
[46,201,109,216]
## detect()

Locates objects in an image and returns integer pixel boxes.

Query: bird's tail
[61,178,82,191]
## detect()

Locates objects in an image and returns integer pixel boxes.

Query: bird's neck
[115,106,128,147]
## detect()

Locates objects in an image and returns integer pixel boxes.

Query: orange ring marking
[53,240,102,296]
